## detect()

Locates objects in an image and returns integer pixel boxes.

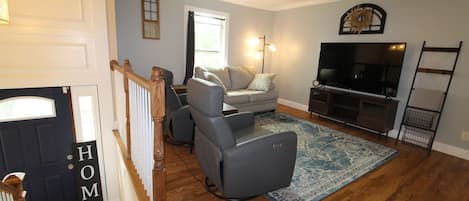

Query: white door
[0,0,118,200]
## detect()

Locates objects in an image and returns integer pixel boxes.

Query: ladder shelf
[396,41,463,152]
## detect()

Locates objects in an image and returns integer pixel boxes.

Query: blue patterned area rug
[254,112,398,201]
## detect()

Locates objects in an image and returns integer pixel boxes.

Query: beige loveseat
[194,66,278,113]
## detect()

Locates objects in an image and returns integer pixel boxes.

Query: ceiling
[220,0,341,11]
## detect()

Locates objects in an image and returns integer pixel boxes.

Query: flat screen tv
[317,42,406,97]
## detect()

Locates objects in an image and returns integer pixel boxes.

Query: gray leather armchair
[159,67,194,144]
[187,78,297,199]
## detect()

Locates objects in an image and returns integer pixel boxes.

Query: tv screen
[317,42,406,97]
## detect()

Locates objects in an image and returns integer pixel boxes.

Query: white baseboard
[390,129,469,160]
[278,98,308,111]
[387,129,399,139]
[278,98,469,161]
[432,141,469,160]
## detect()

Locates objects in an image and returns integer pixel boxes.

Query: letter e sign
[73,141,104,201]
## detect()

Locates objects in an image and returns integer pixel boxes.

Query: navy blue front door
[0,87,77,201]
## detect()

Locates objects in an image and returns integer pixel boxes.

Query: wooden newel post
[2,174,26,201]
[110,60,118,71]
[123,59,133,160]
[150,67,166,201]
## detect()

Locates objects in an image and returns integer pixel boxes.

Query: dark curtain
[183,11,195,84]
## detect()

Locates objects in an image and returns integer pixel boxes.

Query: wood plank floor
[166,104,469,201]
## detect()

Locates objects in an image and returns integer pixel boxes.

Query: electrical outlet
[461,131,469,141]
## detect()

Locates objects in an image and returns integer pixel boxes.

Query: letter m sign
[73,141,104,201]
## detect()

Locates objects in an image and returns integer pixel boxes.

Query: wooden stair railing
[0,182,16,201]
[110,59,166,201]
[1,173,25,201]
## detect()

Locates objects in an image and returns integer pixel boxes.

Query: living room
[113,0,469,200]
[0,0,468,200]
[116,0,469,158]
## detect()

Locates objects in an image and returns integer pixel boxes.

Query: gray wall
[116,0,469,151]
[271,0,469,149]
[115,0,274,83]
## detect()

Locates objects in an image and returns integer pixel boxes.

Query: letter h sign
[73,141,104,201]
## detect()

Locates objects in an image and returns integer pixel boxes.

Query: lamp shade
[268,44,277,52]
[255,51,262,60]
[248,37,260,46]
[0,0,9,24]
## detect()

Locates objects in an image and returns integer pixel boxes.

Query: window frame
[184,6,229,68]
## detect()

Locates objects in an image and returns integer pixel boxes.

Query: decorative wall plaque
[339,4,386,35]
[142,0,160,39]
[73,141,103,201]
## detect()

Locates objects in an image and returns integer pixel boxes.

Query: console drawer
[357,115,386,132]
[309,100,328,114]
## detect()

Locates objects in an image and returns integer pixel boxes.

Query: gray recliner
[187,78,297,199]
[159,67,194,144]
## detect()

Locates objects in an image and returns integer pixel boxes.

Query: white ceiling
[220,0,341,11]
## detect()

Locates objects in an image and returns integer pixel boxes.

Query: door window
[0,96,56,122]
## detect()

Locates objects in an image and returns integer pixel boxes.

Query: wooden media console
[308,87,398,134]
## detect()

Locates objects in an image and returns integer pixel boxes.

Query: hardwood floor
[166,104,469,201]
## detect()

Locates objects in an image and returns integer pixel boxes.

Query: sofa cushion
[194,66,231,89]
[224,89,278,104]
[249,90,278,102]
[224,94,250,105]
[205,72,228,93]
[228,66,254,90]
[247,73,276,91]
[210,68,231,89]
[226,90,264,97]
[224,90,262,104]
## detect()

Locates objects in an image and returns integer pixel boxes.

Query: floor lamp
[254,35,276,73]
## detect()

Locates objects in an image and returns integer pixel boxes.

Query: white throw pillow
[247,73,276,91]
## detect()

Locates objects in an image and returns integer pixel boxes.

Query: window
[194,11,228,68]
[70,86,100,142]
[78,96,96,142]
[0,96,56,122]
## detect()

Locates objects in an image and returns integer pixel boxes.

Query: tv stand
[308,87,398,134]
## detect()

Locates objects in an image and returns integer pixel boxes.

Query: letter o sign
[80,165,95,181]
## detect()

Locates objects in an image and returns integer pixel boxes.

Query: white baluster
[144,88,147,190]
[139,86,145,188]
[131,82,135,168]
[124,80,157,199]
[129,81,134,160]
[136,84,141,177]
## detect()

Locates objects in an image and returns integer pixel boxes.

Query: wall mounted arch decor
[339,3,387,34]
